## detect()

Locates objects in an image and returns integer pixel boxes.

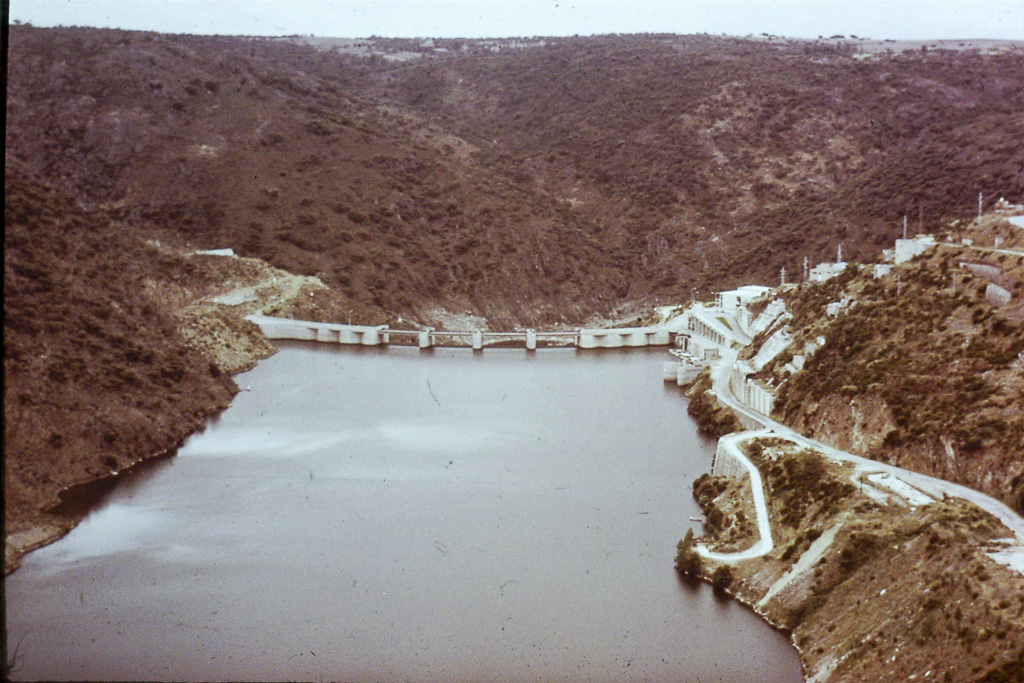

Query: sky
[8,0,1024,41]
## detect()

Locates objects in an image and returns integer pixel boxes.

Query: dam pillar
[472,330,483,350]
[361,327,382,346]
[419,328,434,349]
[526,329,537,351]
[626,330,647,347]
[663,361,679,382]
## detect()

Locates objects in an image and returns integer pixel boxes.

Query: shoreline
[5,435,220,576]
[680,426,1024,682]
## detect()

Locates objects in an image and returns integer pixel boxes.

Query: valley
[4,23,1023,682]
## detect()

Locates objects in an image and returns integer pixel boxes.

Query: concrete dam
[245,314,673,350]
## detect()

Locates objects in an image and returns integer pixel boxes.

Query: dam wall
[246,315,388,346]
[577,327,671,349]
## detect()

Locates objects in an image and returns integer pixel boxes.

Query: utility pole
[780,266,786,287]
[803,256,809,282]
[978,192,983,222]
[837,243,843,263]
[902,215,907,240]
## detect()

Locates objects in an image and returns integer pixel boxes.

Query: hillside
[5,24,1023,578]
[360,34,1024,292]
[740,211,1024,513]
[7,26,1023,324]
[2,158,383,570]
[3,160,240,564]
[4,26,629,327]
[680,435,1024,683]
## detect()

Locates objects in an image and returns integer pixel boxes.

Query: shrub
[675,540,703,577]
[711,564,733,590]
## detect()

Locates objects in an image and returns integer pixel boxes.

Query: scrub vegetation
[684,368,743,437]
[6,27,1022,325]
[5,25,1023,680]
[741,220,1024,513]
[684,438,1024,683]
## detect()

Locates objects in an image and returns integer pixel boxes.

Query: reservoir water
[5,343,803,682]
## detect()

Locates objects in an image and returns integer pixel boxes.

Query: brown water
[5,344,803,682]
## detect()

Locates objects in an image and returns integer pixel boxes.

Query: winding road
[695,429,776,562]
[707,349,1024,556]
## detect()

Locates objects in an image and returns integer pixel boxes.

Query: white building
[893,234,936,264]
[715,285,772,313]
[809,262,847,282]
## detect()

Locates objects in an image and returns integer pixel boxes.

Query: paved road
[938,242,1024,258]
[695,429,776,562]
[710,350,1024,546]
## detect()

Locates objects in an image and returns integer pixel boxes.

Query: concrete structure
[195,248,236,257]
[749,328,792,372]
[1008,216,1024,229]
[248,315,671,352]
[746,299,789,338]
[873,264,892,279]
[893,234,937,264]
[577,327,670,349]
[730,368,777,415]
[783,354,806,374]
[716,286,771,313]
[809,261,847,282]
[986,283,1012,307]
[246,315,387,346]
[663,349,702,386]
[826,296,854,318]
[663,299,760,366]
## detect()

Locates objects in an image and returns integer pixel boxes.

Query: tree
[711,564,733,590]
[675,529,703,576]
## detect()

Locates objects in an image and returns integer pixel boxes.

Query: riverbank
[2,215,308,574]
[682,431,1024,681]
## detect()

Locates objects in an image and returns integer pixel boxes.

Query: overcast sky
[9,0,1024,40]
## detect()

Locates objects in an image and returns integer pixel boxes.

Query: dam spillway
[246,314,673,350]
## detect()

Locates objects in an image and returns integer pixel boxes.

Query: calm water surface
[6,344,803,682]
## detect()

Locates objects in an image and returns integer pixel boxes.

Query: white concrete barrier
[245,315,387,346]
[578,327,671,349]
[663,361,678,381]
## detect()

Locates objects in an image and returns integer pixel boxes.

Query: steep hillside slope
[4,161,239,553]
[682,436,1024,683]
[7,26,1022,324]
[5,26,628,327]
[743,216,1024,512]
[366,35,1024,293]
